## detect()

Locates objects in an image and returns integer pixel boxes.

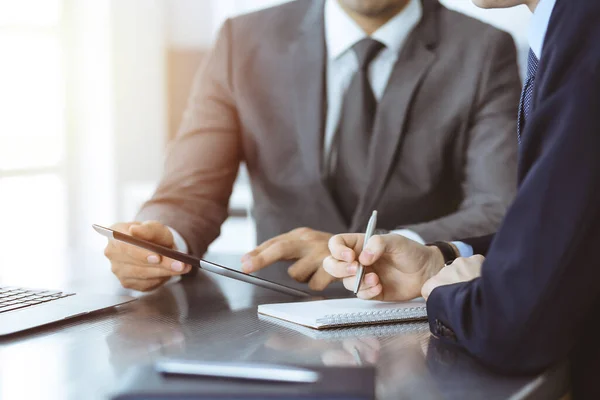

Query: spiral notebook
[257,298,427,330]
[258,313,430,339]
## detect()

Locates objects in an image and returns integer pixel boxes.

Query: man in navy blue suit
[324,0,600,397]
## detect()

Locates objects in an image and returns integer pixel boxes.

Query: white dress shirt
[324,0,424,244]
[453,0,557,258]
[168,0,424,253]
[323,0,422,158]
[528,0,557,60]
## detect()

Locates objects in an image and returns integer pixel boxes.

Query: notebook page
[258,298,426,329]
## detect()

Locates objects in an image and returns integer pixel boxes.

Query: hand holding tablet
[94,224,311,298]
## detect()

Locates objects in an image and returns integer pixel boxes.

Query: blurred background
[0,0,531,285]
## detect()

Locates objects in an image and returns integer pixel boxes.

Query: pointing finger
[242,240,300,273]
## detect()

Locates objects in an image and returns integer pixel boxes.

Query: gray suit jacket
[138,0,520,286]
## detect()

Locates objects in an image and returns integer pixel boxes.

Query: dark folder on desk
[112,364,375,400]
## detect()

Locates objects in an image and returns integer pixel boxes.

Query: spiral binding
[259,313,429,340]
[313,322,430,340]
[316,306,427,327]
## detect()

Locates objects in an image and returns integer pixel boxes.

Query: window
[0,0,67,284]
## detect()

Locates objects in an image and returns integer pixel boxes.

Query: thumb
[129,221,174,248]
[358,235,386,266]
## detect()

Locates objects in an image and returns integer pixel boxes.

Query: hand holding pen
[324,217,446,301]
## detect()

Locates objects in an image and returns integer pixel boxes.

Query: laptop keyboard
[0,286,76,314]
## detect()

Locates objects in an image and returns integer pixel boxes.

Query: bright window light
[0,0,62,28]
[0,33,65,170]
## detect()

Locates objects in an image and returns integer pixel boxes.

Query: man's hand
[421,255,484,300]
[241,228,335,291]
[103,221,192,292]
[323,233,445,301]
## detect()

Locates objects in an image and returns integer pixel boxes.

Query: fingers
[106,239,187,273]
[307,266,337,291]
[323,256,359,279]
[324,258,381,298]
[349,272,382,300]
[287,258,319,283]
[242,236,301,273]
[104,220,189,274]
[358,235,386,266]
[328,234,364,263]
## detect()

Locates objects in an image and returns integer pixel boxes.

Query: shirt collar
[325,0,423,61]
[528,0,557,59]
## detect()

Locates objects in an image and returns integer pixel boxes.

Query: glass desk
[0,251,569,399]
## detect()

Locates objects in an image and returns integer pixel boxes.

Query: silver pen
[354,210,378,294]
[351,346,363,366]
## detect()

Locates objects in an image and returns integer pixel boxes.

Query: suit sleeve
[136,20,241,257]
[426,72,600,374]
[406,30,520,242]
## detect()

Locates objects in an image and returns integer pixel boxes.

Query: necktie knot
[353,38,385,70]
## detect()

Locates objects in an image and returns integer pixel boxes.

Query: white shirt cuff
[391,229,425,244]
[451,241,473,257]
[167,226,189,254]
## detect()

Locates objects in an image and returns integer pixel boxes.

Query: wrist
[426,241,459,265]
[424,246,445,280]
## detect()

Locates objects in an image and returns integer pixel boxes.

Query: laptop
[0,285,134,337]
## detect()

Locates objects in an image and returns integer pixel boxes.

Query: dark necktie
[517,49,539,144]
[328,38,385,224]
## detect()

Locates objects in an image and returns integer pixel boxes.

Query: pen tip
[372,210,377,217]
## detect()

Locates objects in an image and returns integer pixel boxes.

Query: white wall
[111,0,167,221]
[65,0,116,249]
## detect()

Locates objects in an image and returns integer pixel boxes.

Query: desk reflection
[0,252,566,400]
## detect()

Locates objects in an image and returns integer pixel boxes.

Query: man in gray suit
[103,0,520,293]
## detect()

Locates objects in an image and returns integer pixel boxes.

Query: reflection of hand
[263,331,332,353]
[104,221,192,292]
[324,234,444,301]
[321,337,382,366]
[421,255,484,300]
[105,288,186,368]
[241,228,336,291]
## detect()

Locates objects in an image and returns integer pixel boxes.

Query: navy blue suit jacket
[426,0,600,397]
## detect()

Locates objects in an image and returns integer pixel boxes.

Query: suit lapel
[290,0,327,185]
[350,0,439,231]
[288,0,347,228]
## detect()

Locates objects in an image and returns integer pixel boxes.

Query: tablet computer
[93,225,310,298]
